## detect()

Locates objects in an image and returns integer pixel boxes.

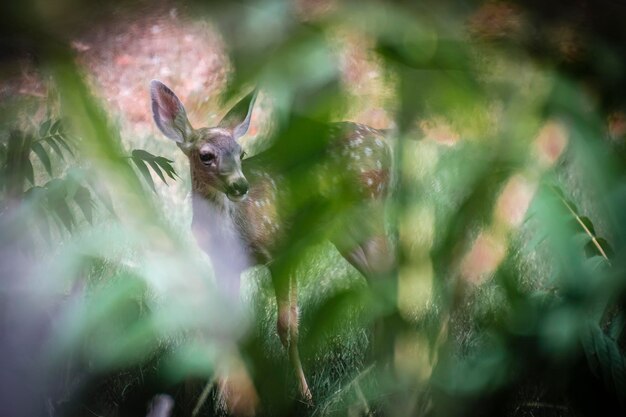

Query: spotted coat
[216,122,393,264]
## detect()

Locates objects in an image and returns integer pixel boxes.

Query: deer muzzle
[225,177,249,202]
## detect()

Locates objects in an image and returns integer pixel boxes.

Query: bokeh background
[1,0,625,416]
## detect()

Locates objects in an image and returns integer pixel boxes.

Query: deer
[150,80,394,411]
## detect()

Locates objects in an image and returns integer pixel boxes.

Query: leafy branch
[549,184,624,409]
[1,118,179,238]
[128,149,178,193]
[550,185,613,263]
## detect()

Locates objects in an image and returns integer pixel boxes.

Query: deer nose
[231,179,249,196]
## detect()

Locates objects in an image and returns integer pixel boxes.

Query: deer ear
[150,80,193,143]
[218,89,257,140]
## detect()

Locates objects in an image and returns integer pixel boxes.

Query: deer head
[150,80,256,201]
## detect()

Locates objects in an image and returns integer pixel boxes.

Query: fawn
[150,80,393,406]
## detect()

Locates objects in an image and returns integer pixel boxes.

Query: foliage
[0,1,625,417]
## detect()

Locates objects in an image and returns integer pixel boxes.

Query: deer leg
[273,271,312,403]
[336,234,395,368]
[288,276,312,403]
[215,355,259,417]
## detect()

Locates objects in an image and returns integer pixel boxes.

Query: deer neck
[190,169,233,214]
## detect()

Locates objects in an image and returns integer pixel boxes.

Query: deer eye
[199,152,215,164]
[240,151,247,160]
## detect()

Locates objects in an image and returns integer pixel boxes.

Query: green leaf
[44,137,65,161]
[130,149,175,186]
[53,134,75,157]
[162,343,216,382]
[73,185,94,223]
[132,157,156,192]
[46,179,75,232]
[596,238,615,259]
[155,156,178,180]
[50,119,62,134]
[24,157,34,185]
[50,196,75,232]
[579,216,596,236]
[131,149,156,160]
[63,173,80,200]
[146,159,166,184]
[39,119,51,137]
[32,142,53,176]
[582,322,626,408]
[154,156,174,165]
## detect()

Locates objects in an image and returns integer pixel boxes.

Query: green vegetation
[0,1,625,416]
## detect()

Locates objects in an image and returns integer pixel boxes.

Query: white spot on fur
[375,138,383,148]
[364,147,372,156]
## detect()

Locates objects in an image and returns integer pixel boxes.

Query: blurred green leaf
[31,142,52,176]
[24,157,34,185]
[582,322,626,408]
[131,156,156,192]
[131,149,177,186]
[595,238,615,259]
[608,312,625,341]
[161,343,217,382]
[73,185,94,224]
[39,119,51,137]
[579,216,597,236]
[53,134,75,157]
[155,156,177,180]
[44,136,65,161]
[50,119,62,134]
[0,2,625,415]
